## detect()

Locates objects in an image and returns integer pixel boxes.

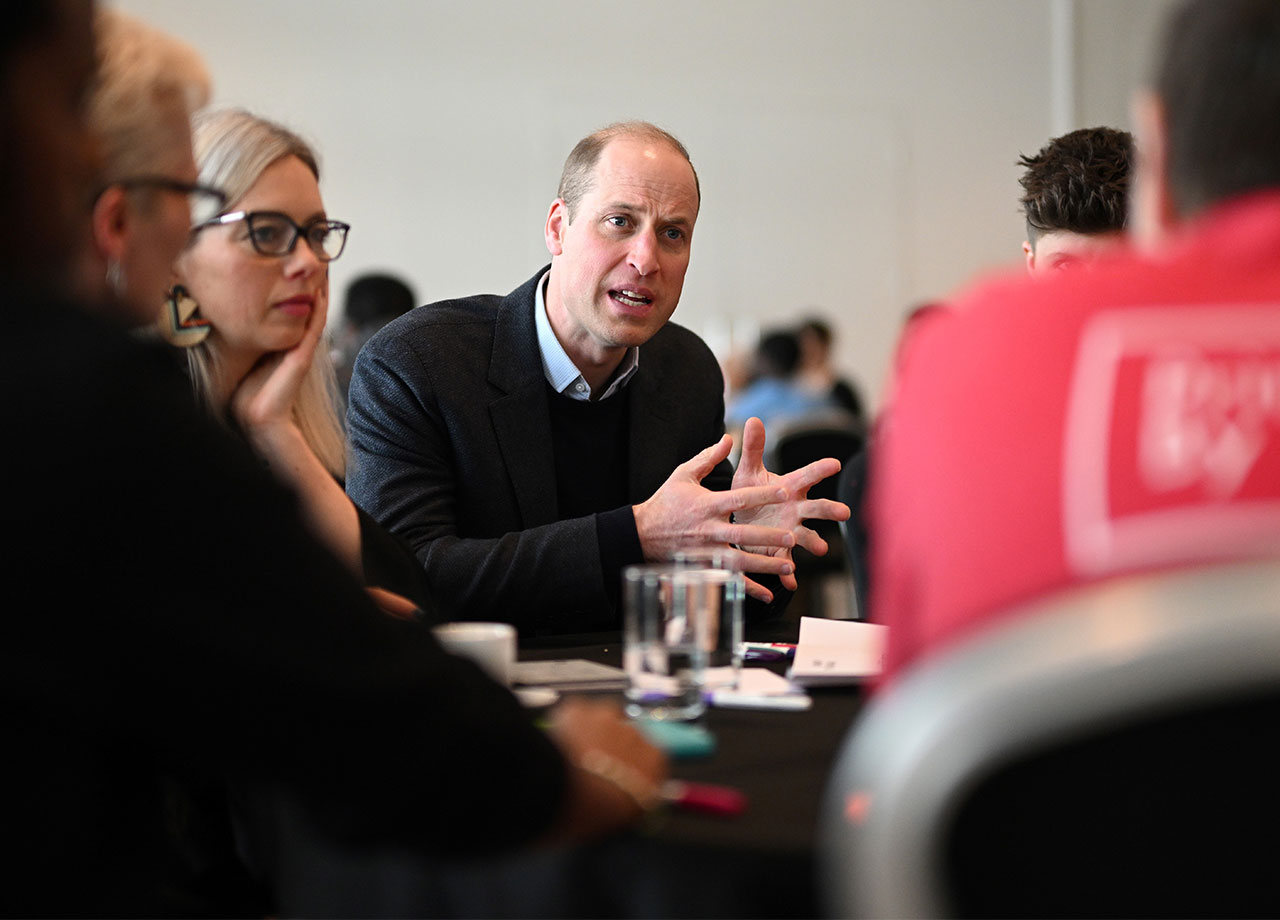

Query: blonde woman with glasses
[170,107,428,608]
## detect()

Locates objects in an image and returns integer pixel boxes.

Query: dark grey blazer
[345,267,735,634]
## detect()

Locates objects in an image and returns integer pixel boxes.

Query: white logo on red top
[1063,308,1280,575]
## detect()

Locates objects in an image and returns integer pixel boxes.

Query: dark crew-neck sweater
[545,383,645,610]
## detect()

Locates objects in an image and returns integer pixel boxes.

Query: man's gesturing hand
[633,433,801,602]
[730,417,851,591]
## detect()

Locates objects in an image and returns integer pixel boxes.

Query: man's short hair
[556,120,700,222]
[1157,0,1280,218]
[1018,126,1133,246]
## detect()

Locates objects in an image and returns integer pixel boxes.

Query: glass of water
[672,549,746,691]
[623,563,706,721]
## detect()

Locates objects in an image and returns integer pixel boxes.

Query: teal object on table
[638,719,716,758]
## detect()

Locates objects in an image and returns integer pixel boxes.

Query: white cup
[433,621,517,686]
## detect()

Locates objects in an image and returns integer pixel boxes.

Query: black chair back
[819,559,1280,918]
[764,411,864,617]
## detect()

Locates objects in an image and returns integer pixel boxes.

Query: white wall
[113,0,1178,412]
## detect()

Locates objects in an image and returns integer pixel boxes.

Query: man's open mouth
[611,289,652,307]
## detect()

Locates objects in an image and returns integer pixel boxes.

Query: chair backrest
[818,558,1280,918]
[835,448,869,618]
[764,409,864,504]
[765,412,864,595]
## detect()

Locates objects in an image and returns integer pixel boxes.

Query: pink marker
[662,780,747,817]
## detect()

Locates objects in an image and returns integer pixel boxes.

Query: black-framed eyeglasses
[199,210,351,262]
[115,175,229,226]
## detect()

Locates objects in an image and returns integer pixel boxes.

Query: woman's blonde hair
[88,7,211,188]
[185,107,346,479]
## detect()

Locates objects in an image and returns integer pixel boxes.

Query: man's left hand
[731,416,851,591]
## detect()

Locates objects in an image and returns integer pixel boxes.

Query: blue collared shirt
[535,270,638,401]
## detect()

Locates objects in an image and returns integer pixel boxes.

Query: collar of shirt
[535,270,639,402]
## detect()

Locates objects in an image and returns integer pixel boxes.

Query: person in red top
[871,0,1280,688]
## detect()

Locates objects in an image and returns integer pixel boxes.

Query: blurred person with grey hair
[80,5,222,323]
[871,0,1280,688]
[3,6,668,916]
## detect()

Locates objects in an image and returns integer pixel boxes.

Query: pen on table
[741,641,797,661]
[663,780,747,816]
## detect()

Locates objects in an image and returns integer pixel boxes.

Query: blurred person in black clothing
[1,3,664,916]
[796,316,865,430]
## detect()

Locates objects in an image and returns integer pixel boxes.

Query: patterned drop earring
[158,284,211,348]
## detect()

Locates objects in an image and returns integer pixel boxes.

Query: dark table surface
[520,633,865,863]
[262,621,868,919]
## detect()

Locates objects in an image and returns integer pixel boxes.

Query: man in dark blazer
[347,121,848,635]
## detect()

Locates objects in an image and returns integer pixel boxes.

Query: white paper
[789,617,888,683]
[733,666,800,695]
[702,665,738,690]
[512,659,628,688]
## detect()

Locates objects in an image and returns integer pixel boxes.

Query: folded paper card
[788,617,888,685]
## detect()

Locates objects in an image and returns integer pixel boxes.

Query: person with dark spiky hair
[1018,126,1133,275]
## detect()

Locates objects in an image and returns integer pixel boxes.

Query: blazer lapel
[489,269,559,527]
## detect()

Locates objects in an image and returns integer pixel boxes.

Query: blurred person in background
[1019,125,1133,276]
[871,0,1280,688]
[330,271,416,408]
[726,328,839,434]
[3,5,665,915]
[795,315,865,429]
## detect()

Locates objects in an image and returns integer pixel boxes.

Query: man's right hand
[632,433,802,603]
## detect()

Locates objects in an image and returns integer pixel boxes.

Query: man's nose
[627,229,659,276]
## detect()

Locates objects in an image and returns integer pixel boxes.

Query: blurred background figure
[795,316,866,431]
[330,271,416,408]
[727,326,865,622]
[1018,125,1133,276]
[725,328,838,435]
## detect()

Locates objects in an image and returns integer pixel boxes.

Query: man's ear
[544,198,568,257]
[1130,89,1177,250]
[1022,240,1035,275]
[90,185,129,264]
